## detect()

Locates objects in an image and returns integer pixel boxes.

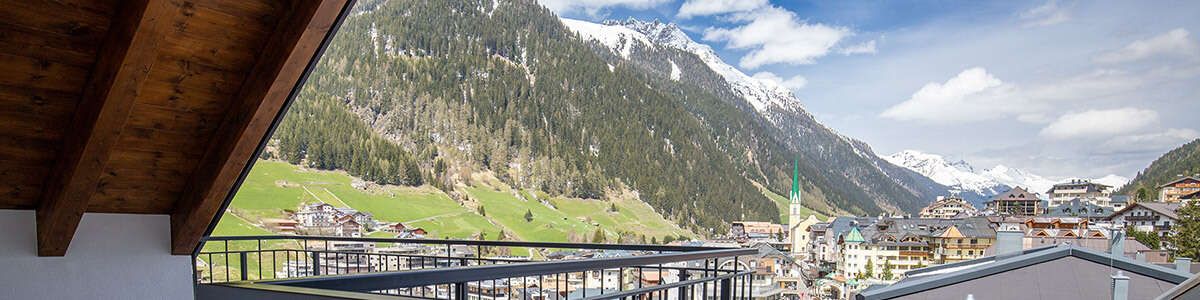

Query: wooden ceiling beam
[170,0,350,255]
[36,0,173,256]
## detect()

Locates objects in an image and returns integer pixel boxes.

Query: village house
[1046,179,1114,207]
[837,217,996,282]
[1159,176,1200,202]
[985,187,1043,216]
[1109,202,1182,238]
[917,196,979,219]
[294,202,377,236]
[730,221,786,242]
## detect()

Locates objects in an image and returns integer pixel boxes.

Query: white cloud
[882,68,1149,123]
[1097,128,1200,154]
[1038,108,1159,139]
[839,40,878,55]
[752,71,808,90]
[537,0,670,16]
[880,68,1034,122]
[676,0,768,19]
[1094,28,1200,64]
[1019,0,1071,27]
[702,6,852,69]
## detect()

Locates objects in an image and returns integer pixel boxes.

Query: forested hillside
[267,0,931,234]
[1120,139,1200,199]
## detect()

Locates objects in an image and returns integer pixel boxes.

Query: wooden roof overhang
[0,0,355,256]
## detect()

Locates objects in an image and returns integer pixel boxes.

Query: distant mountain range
[884,150,1129,207]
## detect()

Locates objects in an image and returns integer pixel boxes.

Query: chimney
[1109,229,1125,258]
[1176,257,1191,273]
[996,223,1023,259]
[1111,271,1130,300]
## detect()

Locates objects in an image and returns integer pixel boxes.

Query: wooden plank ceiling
[0,0,352,256]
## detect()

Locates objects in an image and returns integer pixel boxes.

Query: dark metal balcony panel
[203,235,730,252]
[197,282,409,300]
[263,248,758,292]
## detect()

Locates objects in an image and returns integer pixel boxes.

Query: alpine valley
[252,0,994,235]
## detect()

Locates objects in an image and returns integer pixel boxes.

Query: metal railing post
[719,278,732,300]
[239,252,249,281]
[454,282,467,300]
[312,251,322,276]
[677,271,690,300]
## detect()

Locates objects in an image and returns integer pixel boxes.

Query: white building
[1110,202,1182,238]
[1047,179,1114,208]
[918,196,978,219]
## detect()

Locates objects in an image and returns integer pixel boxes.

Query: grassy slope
[753,182,829,222]
[217,160,691,242]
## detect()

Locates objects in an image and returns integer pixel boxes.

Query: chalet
[1110,202,1182,237]
[1159,176,1200,202]
[382,222,408,233]
[985,187,1043,216]
[917,196,978,219]
[1046,179,1114,207]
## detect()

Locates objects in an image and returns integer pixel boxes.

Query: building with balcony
[985,187,1044,216]
[1046,179,1114,208]
[1110,202,1182,238]
[917,196,978,219]
[1159,176,1200,202]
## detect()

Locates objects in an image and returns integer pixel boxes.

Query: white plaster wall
[0,210,194,299]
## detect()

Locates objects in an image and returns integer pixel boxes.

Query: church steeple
[789,157,802,205]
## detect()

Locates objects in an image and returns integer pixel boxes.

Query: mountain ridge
[885,150,1130,206]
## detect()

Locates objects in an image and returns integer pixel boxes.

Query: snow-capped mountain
[562,18,801,114]
[883,150,1008,197]
[885,150,1130,197]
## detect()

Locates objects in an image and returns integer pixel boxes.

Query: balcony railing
[193,235,758,300]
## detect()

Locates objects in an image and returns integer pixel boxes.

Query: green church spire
[789,157,801,204]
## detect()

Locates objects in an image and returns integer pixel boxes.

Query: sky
[540,0,1200,179]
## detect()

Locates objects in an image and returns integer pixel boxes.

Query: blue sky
[539,0,1200,180]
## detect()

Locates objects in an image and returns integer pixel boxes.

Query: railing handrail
[581,270,753,300]
[257,247,759,291]
[202,235,731,252]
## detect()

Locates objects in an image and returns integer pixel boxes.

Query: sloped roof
[1159,176,1200,188]
[1045,198,1113,218]
[1113,202,1183,220]
[846,227,866,243]
[990,186,1040,202]
[858,245,1191,300]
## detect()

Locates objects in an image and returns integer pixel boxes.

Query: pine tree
[863,259,875,279]
[1171,201,1200,259]
[591,229,606,243]
[882,261,894,280]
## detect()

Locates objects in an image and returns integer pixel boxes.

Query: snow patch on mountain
[560,18,801,114]
[560,18,653,59]
[669,60,681,81]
